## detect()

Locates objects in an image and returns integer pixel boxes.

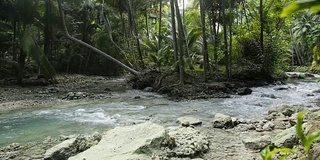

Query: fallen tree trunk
[57,0,140,76]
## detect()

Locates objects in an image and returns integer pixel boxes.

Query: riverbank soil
[128,70,274,100]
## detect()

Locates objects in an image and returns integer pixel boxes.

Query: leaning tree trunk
[200,0,209,81]
[57,0,140,76]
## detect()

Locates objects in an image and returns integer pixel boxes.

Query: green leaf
[260,145,271,160]
[297,111,307,146]
[305,131,320,153]
[281,0,320,17]
[266,148,294,160]
[187,28,202,48]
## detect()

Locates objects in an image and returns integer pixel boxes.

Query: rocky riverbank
[0,75,130,114]
[1,104,320,160]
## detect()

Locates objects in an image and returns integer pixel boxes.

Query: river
[0,77,319,147]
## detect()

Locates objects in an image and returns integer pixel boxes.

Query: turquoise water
[0,81,319,147]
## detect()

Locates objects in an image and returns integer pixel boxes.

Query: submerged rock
[212,113,234,129]
[274,87,289,91]
[237,87,253,95]
[312,89,320,93]
[143,87,154,92]
[260,94,276,99]
[68,122,165,160]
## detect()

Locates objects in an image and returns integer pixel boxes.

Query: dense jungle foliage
[0,0,320,85]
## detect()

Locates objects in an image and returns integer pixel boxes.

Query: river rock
[164,127,209,158]
[143,87,154,92]
[63,92,87,100]
[237,87,253,95]
[68,122,165,160]
[44,138,77,160]
[272,126,299,148]
[236,124,255,131]
[212,113,234,129]
[243,135,271,150]
[268,105,302,118]
[306,110,320,121]
[309,143,320,160]
[262,121,275,131]
[177,117,202,127]
[44,133,101,160]
[48,87,59,93]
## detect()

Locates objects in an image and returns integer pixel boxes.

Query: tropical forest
[1,0,320,159]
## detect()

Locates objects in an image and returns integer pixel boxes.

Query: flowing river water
[0,76,320,147]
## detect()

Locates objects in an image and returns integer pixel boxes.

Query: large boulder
[68,122,166,160]
[243,135,271,150]
[272,126,299,148]
[212,113,234,129]
[44,133,102,160]
[163,127,209,158]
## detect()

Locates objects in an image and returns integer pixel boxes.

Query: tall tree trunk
[170,0,179,71]
[174,0,185,84]
[260,0,264,55]
[222,0,230,80]
[128,0,144,68]
[12,21,17,76]
[17,49,25,85]
[145,7,149,39]
[229,0,233,79]
[182,0,185,22]
[211,5,220,71]
[57,0,140,76]
[158,0,162,51]
[44,0,52,76]
[120,11,136,66]
[200,0,209,81]
[44,0,52,56]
